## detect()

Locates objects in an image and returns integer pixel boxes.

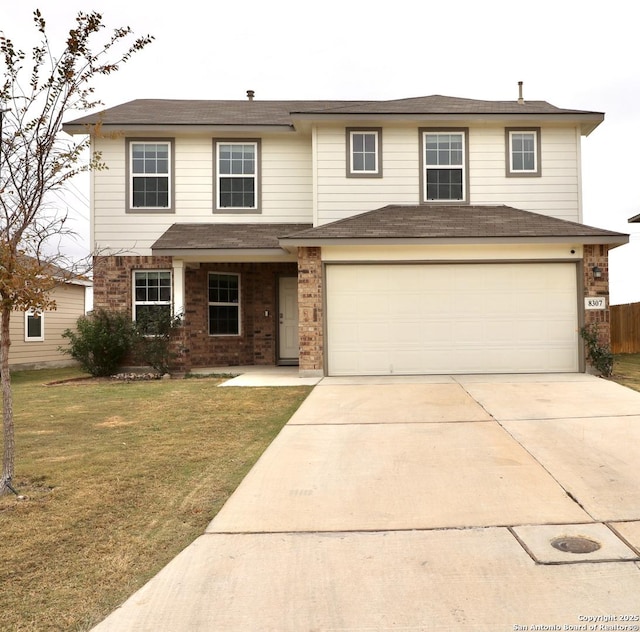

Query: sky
[3,0,640,303]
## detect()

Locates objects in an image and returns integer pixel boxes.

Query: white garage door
[326,263,579,376]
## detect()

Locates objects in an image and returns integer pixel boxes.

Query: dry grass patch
[0,368,311,631]
[611,353,640,393]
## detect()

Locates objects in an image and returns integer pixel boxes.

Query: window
[506,128,541,176]
[127,139,174,211]
[347,128,382,177]
[25,310,44,341]
[420,129,468,202]
[208,273,240,335]
[214,140,260,211]
[133,271,172,333]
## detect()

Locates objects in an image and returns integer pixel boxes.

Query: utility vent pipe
[247,90,255,101]
[518,81,524,105]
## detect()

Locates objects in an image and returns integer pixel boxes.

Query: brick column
[297,247,324,376]
[583,243,611,357]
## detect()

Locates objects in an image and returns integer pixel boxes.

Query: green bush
[61,309,135,377]
[580,323,613,377]
[132,309,183,374]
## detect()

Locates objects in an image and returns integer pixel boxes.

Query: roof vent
[517,81,524,105]
[246,90,255,101]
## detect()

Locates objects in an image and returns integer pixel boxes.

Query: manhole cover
[550,536,601,554]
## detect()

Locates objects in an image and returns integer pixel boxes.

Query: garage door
[326,263,579,375]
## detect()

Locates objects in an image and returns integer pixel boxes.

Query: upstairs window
[208,273,240,335]
[506,128,541,176]
[421,129,468,202]
[214,140,260,211]
[347,128,382,177]
[127,140,174,211]
[25,310,44,341]
[133,270,172,333]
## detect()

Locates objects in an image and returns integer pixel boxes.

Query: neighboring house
[63,88,627,376]
[8,277,91,370]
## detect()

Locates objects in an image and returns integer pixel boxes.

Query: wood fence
[611,302,640,354]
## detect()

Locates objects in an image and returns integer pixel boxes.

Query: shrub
[61,309,135,377]
[580,323,613,377]
[132,309,183,374]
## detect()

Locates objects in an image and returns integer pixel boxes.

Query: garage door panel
[452,319,486,342]
[358,322,392,345]
[391,321,431,344]
[329,322,360,344]
[326,263,579,376]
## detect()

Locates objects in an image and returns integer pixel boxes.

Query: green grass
[611,353,640,393]
[0,368,312,631]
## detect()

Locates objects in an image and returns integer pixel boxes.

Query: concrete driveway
[92,373,640,631]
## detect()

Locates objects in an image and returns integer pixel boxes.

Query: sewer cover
[550,536,601,554]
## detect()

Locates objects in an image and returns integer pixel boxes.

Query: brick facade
[297,247,324,375]
[94,244,612,375]
[583,243,612,357]
[93,255,174,314]
[93,256,297,371]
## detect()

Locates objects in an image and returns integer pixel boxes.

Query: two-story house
[63,89,628,377]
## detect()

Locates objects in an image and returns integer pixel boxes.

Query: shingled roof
[150,207,627,254]
[63,95,604,132]
[151,223,312,253]
[279,205,628,245]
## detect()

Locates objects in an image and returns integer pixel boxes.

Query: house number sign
[584,297,606,310]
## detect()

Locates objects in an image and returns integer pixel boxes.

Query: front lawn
[0,369,311,631]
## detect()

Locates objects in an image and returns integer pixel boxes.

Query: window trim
[213,139,261,214]
[208,272,241,337]
[125,138,175,213]
[132,270,173,327]
[24,310,44,342]
[346,127,383,178]
[505,127,541,177]
[419,128,469,204]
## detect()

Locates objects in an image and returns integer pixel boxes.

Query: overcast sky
[4,0,640,302]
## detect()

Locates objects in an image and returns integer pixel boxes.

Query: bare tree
[0,10,153,494]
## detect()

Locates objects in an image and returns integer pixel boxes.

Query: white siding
[469,127,580,222]
[316,125,420,225]
[322,243,584,262]
[92,121,584,252]
[93,134,314,253]
[314,123,582,226]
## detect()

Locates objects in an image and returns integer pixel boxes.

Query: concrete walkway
[92,373,640,631]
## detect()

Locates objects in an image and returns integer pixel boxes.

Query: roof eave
[279,234,628,248]
[152,247,296,258]
[62,112,604,136]
[289,112,604,134]
[62,123,295,136]
[52,275,93,287]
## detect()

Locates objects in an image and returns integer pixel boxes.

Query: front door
[278,276,299,363]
